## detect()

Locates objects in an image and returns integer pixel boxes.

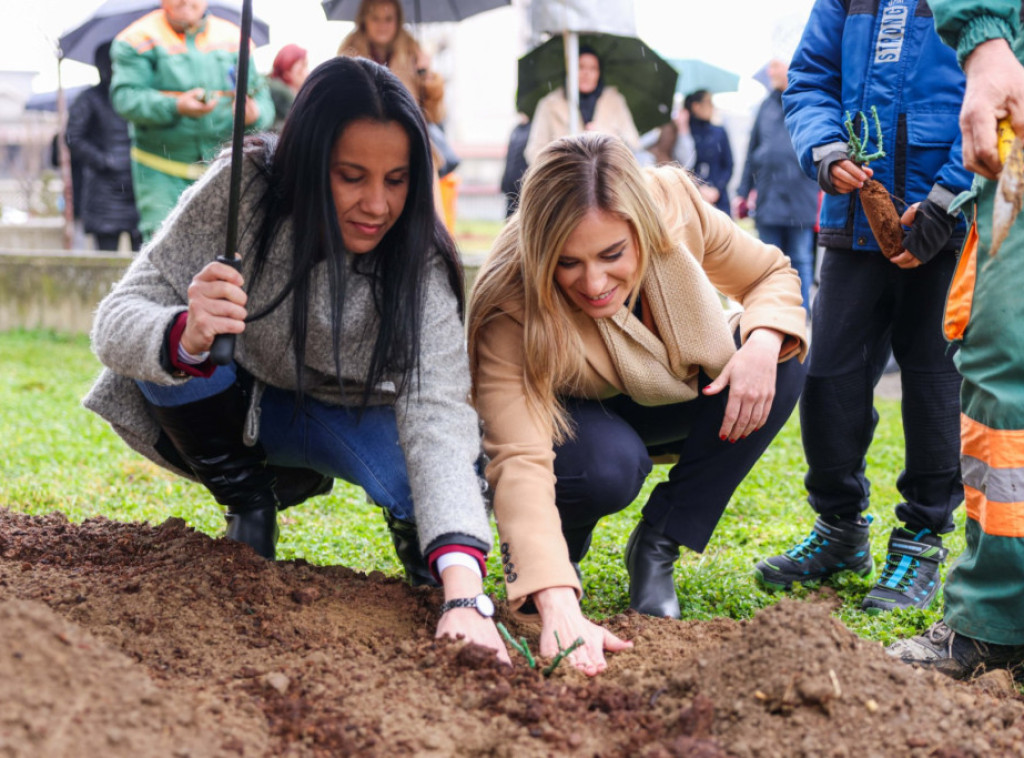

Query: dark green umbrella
[517,33,678,135]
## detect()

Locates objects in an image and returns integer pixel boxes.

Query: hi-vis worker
[888,0,1024,679]
[111,0,274,240]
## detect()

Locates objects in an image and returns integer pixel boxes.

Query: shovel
[991,117,1024,258]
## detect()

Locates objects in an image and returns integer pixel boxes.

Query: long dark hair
[246,56,462,406]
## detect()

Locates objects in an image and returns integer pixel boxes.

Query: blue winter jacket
[784,0,973,253]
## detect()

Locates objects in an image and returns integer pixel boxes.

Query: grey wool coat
[83,150,493,554]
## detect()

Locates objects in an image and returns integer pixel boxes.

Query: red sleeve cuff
[427,545,488,584]
[168,312,216,378]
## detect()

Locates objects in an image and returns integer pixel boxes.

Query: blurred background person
[684,88,733,214]
[111,0,274,240]
[337,0,432,102]
[267,43,308,132]
[500,114,531,218]
[524,45,640,165]
[336,0,458,229]
[734,57,820,310]
[66,42,141,252]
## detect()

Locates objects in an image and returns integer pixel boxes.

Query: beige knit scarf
[594,244,737,406]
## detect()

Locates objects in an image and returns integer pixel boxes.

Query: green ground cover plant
[0,329,964,645]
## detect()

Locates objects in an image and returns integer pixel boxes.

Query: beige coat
[472,171,807,610]
[337,29,440,118]
[525,86,640,165]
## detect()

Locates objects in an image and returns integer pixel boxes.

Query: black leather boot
[146,382,280,560]
[382,509,440,587]
[624,518,682,619]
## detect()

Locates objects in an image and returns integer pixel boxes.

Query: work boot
[861,527,948,613]
[886,621,1024,680]
[146,382,280,559]
[624,518,681,619]
[754,514,873,590]
[382,509,440,588]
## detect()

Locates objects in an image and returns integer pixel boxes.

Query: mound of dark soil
[1,509,1021,757]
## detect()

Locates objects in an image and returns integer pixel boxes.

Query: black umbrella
[321,0,509,23]
[58,0,270,65]
[517,33,678,135]
[209,0,254,366]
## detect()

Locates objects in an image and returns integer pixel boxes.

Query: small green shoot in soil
[496,622,584,676]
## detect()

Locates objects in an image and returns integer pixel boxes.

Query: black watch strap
[439,594,495,618]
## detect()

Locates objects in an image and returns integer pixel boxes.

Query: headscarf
[577,45,605,125]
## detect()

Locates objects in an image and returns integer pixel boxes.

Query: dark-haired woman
[85,57,507,661]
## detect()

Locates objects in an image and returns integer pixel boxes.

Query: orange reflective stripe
[962,414,1024,468]
[964,486,1024,537]
[944,209,978,341]
[961,414,1024,537]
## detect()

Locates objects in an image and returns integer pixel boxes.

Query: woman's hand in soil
[703,328,783,442]
[829,159,873,194]
[437,565,511,665]
[436,611,511,665]
[533,586,632,677]
[181,260,247,355]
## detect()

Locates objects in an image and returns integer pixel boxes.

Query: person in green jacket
[888,0,1024,680]
[111,0,274,239]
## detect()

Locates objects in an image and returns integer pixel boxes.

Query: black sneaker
[861,527,947,613]
[886,621,1024,680]
[754,514,873,590]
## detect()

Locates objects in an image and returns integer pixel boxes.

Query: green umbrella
[669,59,741,97]
[517,33,678,135]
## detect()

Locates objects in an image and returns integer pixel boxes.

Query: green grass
[0,329,963,646]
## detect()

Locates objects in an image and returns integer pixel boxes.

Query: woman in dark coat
[684,89,734,215]
[65,42,141,252]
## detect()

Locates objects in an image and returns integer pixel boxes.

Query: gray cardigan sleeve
[394,258,493,554]
[90,159,237,383]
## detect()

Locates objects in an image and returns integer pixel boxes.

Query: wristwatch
[439,593,495,618]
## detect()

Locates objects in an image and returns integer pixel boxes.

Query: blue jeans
[137,363,415,522]
[756,223,816,310]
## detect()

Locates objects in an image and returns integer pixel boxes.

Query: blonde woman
[468,134,808,676]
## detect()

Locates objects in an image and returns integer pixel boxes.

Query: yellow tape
[998,117,1015,166]
[130,146,207,181]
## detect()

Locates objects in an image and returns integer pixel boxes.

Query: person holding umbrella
[110,0,274,239]
[524,45,640,165]
[83,56,508,663]
[336,0,432,106]
[468,133,807,675]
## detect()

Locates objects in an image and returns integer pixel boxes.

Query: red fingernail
[719,434,726,441]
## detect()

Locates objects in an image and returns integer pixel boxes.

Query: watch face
[475,594,495,617]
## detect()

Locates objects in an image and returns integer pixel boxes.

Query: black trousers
[801,246,963,534]
[553,342,807,553]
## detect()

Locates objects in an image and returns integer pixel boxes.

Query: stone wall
[0,249,486,336]
[0,250,131,335]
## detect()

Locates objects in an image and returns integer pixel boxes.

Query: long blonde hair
[468,133,676,441]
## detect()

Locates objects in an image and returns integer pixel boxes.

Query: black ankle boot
[146,382,280,560]
[625,518,681,619]
[382,509,440,587]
